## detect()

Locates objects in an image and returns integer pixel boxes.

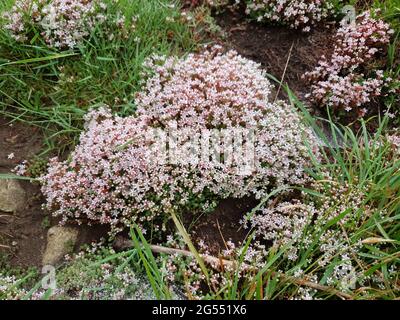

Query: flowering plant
[244,0,341,32]
[2,0,136,49]
[304,11,396,117]
[40,47,319,233]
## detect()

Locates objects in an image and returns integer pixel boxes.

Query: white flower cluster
[304,11,394,116]
[243,179,369,269]
[40,46,319,232]
[0,274,28,299]
[387,133,400,156]
[2,0,134,49]
[0,244,156,300]
[244,200,316,261]
[244,0,339,32]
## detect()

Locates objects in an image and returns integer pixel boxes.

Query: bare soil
[0,117,106,268]
[0,116,47,268]
[214,8,336,101]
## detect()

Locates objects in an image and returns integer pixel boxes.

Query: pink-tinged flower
[2,0,136,49]
[41,47,320,233]
[304,11,394,116]
[244,0,339,32]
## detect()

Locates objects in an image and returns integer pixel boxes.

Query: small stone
[0,179,26,212]
[42,226,79,266]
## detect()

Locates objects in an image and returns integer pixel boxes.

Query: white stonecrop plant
[304,11,394,116]
[2,0,133,49]
[244,0,340,32]
[40,47,320,233]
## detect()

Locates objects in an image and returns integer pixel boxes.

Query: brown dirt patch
[0,116,47,268]
[0,116,109,268]
[184,197,258,255]
[214,8,336,101]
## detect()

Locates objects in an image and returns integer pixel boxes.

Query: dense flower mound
[40,47,319,232]
[40,108,171,230]
[244,0,340,32]
[304,11,394,116]
[2,0,134,49]
[136,47,319,195]
[136,47,273,129]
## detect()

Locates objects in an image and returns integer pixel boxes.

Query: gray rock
[0,179,26,212]
[42,226,79,266]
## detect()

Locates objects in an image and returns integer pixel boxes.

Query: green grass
[130,225,173,300]
[0,0,202,154]
[368,0,400,30]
